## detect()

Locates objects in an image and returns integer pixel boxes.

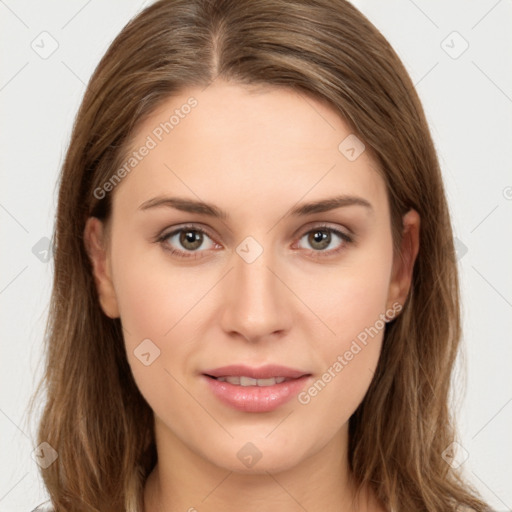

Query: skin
[84,79,419,512]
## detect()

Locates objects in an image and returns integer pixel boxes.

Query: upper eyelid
[159,223,219,243]
[294,221,353,239]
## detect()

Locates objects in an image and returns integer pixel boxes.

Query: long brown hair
[28,0,490,510]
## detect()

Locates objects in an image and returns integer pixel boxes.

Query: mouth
[201,364,312,413]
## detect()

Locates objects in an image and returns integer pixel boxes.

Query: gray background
[1,0,511,510]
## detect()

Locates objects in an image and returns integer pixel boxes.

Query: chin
[203,436,316,475]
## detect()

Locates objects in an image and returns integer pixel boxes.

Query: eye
[156,225,218,259]
[156,223,353,260]
[295,224,353,257]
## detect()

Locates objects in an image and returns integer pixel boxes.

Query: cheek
[109,241,197,389]
[296,281,387,434]
[111,255,199,431]
[294,246,392,419]
[111,237,203,343]
[114,267,172,345]
[296,240,393,347]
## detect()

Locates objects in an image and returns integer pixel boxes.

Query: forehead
[112,79,386,216]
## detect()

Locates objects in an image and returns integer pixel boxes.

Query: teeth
[239,376,256,386]
[216,376,287,386]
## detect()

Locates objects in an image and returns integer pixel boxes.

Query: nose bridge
[219,235,290,340]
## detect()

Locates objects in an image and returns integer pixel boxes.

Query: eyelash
[155,223,354,260]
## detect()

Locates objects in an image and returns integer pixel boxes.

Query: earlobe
[387,209,420,311]
[83,217,120,319]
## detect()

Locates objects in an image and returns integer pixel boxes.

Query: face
[85,79,417,475]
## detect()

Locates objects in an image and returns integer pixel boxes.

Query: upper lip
[203,364,310,380]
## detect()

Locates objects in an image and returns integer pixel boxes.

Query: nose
[218,240,293,343]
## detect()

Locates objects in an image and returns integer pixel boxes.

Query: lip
[202,364,309,380]
[201,364,312,413]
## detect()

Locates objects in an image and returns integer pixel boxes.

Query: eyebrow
[138,194,373,219]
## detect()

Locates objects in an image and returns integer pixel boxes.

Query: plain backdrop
[1,0,511,510]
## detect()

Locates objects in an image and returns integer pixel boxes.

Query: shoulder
[31,501,54,512]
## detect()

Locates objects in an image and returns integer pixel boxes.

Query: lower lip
[202,375,311,413]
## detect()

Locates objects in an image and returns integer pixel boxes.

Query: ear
[386,209,420,312]
[83,217,120,319]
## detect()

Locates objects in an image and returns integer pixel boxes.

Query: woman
[29,0,491,510]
